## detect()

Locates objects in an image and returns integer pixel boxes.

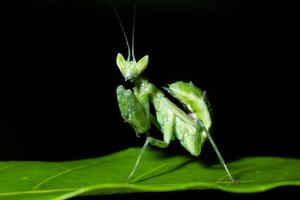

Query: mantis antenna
[111,2,131,61]
[111,1,138,61]
[131,1,137,61]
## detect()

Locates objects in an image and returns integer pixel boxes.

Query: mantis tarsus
[113,4,235,182]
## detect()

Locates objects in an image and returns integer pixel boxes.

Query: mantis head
[113,2,149,81]
[116,53,149,81]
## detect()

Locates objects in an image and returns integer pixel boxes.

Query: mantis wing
[166,81,212,130]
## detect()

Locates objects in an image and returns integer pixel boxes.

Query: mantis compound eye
[116,53,149,81]
[116,53,127,78]
[135,55,149,77]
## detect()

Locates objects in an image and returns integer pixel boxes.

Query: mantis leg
[127,136,169,181]
[127,111,175,180]
[196,120,235,182]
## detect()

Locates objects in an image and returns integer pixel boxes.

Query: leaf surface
[0,148,299,200]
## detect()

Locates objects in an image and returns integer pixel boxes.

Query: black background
[1,0,299,199]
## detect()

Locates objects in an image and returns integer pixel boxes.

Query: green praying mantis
[113,4,235,182]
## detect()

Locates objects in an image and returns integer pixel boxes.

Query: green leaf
[0,148,299,200]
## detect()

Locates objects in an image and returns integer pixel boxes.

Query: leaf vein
[31,162,98,190]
